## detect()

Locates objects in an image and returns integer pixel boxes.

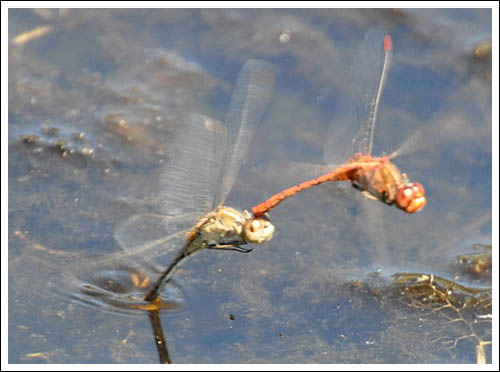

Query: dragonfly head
[242,210,275,244]
[395,182,426,213]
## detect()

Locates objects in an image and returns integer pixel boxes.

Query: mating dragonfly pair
[67,30,427,309]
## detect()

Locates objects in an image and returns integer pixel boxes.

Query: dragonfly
[61,59,276,310]
[252,31,426,219]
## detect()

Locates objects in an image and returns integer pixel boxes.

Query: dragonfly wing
[215,59,275,207]
[351,27,390,156]
[324,104,363,165]
[324,28,389,165]
[112,113,221,264]
[157,113,228,217]
[114,212,199,262]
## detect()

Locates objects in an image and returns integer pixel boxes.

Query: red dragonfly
[252,31,426,218]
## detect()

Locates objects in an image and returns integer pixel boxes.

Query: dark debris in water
[320,244,492,364]
[392,272,491,309]
[389,271,491,364]
[455,243,492,279]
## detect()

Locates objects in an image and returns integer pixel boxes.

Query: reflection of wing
[158,113,227,217]
[215,59,275,207]
[324,28,388,165]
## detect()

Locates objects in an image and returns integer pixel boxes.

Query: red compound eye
[396,182,426,213]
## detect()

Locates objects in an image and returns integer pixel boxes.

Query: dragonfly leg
[207,244,253,253]
[351,181,362,191]
[351,181,376,200]
[360,190,379,201]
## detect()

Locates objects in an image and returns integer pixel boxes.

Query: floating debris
[392,272,491,364]
[473,39,492,59]
[456,244,491,278]
[19,134,40,145]
[12,25,55,45]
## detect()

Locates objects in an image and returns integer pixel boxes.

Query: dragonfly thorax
[187,207,248,253]
[185,206,274,255]
[351,156,402,205]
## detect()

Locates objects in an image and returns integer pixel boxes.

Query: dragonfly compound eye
[396,182,426,213]
[243,217,275,244]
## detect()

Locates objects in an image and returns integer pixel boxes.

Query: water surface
[8,8,492,363]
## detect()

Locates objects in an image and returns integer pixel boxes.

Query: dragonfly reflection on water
[60,59,275,313]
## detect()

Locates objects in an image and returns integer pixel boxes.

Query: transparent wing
[114,60,274,259]
[158,113,228,216]
[351,28,391,156]
[113,113,221,261]
[324,28,389,165]
[389,107,489,160]
[114,212,200,260]
[215,59,275,206]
